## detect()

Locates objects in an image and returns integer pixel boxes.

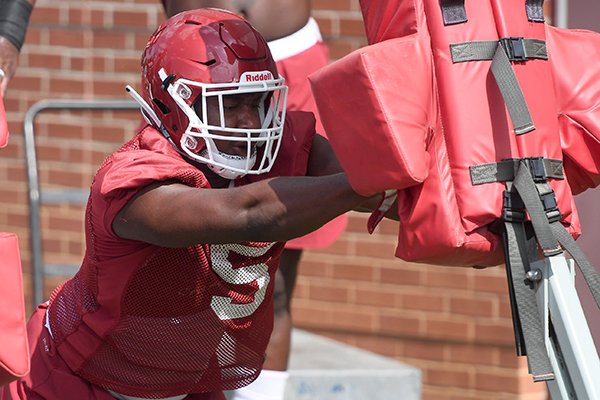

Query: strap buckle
[527,157,547,183]
[502,191,526,222]
[500,37,527,61]
[540,191,562,223]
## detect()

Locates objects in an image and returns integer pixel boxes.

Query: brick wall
[0,1,551,399]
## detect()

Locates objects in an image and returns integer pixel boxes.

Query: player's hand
[0,37,19,96]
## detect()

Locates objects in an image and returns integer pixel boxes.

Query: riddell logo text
[242,72,273,82]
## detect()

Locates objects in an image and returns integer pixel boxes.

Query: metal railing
[24,99,139,305]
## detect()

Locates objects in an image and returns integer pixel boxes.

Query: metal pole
[554,0,569,28]
[23,99,139,306]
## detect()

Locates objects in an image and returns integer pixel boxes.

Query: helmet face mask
[140,9,288,180]
[164,69,287,180]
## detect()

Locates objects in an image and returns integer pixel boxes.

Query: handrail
[23,99,140,305]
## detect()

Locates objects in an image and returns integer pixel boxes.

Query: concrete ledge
[285,329,421,399]
[225,329,421,399]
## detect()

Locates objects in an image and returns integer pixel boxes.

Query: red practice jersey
[45,112,315,398]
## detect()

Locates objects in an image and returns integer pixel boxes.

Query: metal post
[530,255,600,399]
[23,99,139,306]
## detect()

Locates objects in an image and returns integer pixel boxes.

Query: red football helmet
[139,8,288,179]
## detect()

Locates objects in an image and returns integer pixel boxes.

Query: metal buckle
[500,37,527,61]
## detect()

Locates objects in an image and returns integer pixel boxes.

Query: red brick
[134,32,154,49]
[399,291,446,312]
[10,75,43,92]
[92,80,130,96]
[90,9,107,28]
[293,302,376,333]
[92,31,129,50]
[339,17,366,37]
[35,144,62,162]
[449,343,499,366]
[30,6,61,24]
[378,310,422,336]
[49,77,86,96]
[297,259,331,278]
[331,262,375,281]
[49,29,86,48]
[426,317,473,342]
[314,17,333,37]
[47,170,87,187]
[474,321,516,346]
[313,0,353,11]
[427,366,472,388]
[90,125,129,143]
[424,268,473,290]
[474,267,510,294]
[450,296,495,317]
[379,265,422,286]
[354,286,397,307]
[327,40,357,60]
[308,282,350,303]
[115,56,141,73]
[113,10,150,28]
[474,371,520,393]
[27,53,63,70]
[352,335,400,358]
[23,27,42,47]
[68,8,87,26]
[402,340,446,362]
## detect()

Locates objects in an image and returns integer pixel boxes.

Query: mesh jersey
[47,112,316,398]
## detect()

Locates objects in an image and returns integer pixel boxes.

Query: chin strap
[367,189,398,234]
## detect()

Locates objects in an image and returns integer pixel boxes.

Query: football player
[1,9,393,400]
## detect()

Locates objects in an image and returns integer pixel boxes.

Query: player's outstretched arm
[112,173,367,247]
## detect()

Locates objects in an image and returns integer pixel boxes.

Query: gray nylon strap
[450,39,547,63]
[470,158,563,186]
[513,161,562,256]
[504,220,555,380]
[450,38,549,134]
[523,39,548,59]
[550,223,600,308]
[491,44,535,134]
[450,41,498,62]
[440,0,467,25]
[526,0,545,22]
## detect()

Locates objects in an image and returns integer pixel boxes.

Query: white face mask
[163,69,288,180]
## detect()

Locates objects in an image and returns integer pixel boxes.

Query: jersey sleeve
[88,149,209,253]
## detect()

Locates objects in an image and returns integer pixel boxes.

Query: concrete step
[285,329,421,400]
[226,329,421,400]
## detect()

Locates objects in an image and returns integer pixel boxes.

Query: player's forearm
[0,0,35,52]
[114,174,369,247]
[173,173,366,245]
[241,172,367,242]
